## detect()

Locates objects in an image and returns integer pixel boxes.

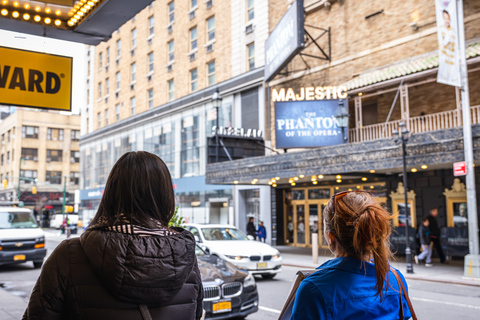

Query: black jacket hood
[80,227,196,305]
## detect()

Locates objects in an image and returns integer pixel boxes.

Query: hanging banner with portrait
[435,0,461,87]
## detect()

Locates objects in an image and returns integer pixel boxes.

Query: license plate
[257,262,268,269]
[212,300,232,313]
[14,255,26,261]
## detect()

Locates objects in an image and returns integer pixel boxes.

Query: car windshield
[0,211,38,229]
[201,227,249,241]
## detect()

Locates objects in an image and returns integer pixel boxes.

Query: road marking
[411,297,480,310]
[259,306,281,314]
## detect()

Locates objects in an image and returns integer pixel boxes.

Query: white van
[0,207,47,268]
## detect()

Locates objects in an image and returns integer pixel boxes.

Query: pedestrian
[257,221,267,243]
[247,217,257,240]
[23,151,204,320]
[427,207,447,263]
[415,217,433,267]
[291,191,413,319]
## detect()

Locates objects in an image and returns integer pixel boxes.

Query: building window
[47,128,64,141]
[168,1,175,23]
[70,172,80,185]
[1,134,3,144]
[46,171,62,185]
[191,69,198,92]
[98,112,102,128]
[207,16,215,42]
[131,63,137,83]
[71,151,80,163]
[148,16,154,35]
[116,71,121,90]
[0,154,3,165]
[192,0,198,8]
[148,89,154,109]
[87,89,90,104]
[6,151,9,163]
[98,82,102,98]
[116,103,121,121]
[247,42,255,70]
[168,40,174,62]
[105,109,110,125]
[106,47,110,64]
[21,148,38,161]
[116,39,121,57]
[168,79,174,101]
[22,126,39,139]
[207,61,216,85]
[247,0,254,21]
[98,52,103,69]
[71,130,80,141]
[47,150,63,162]
[7,130,10,142]
[20,170,37,184]
[105,78,110,95]
[131,96,136,115]
[190,27,197,51]
[148,52,154,73]
[131,28,137,48]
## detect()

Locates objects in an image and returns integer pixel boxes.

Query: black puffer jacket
[23,228,203,320]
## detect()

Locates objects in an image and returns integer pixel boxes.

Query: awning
[341,39,480,92]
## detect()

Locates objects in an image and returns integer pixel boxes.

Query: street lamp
[335,99,350,142]
[212,89,223,162]
[393,121,414,274]
[17,157,28,201]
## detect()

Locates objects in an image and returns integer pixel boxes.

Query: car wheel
[261,274,276,279]
[33,261,43,269]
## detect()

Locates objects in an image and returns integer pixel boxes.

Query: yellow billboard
[0,46,72,111]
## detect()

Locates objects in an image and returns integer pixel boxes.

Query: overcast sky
[0,29,86,115]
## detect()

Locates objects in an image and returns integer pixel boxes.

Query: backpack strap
[138,304,153,320]
[390,268,418,320]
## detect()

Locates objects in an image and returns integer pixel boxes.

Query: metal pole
[215,106,219,163]
[62,176,66,219]
[402,138,414,273]
[457,0,480,278]
[17,157,23,201]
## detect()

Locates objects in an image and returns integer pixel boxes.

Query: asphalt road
[1,236,480,320]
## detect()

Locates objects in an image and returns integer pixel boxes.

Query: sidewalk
[0,284,27,320]
[276,245,480,287]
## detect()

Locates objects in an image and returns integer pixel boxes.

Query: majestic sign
[435,0,461,87]
[264,0,305,82]
[0,46,72,111]
[272,86,348,102]
[275,100,347,149]
[212,126,263,139]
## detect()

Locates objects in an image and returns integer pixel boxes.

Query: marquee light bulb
[1,9,7,16]
[2,1,8,6]
[12,11,19,18]
[45,8,51,14]
[24,3,29,9]
[13,1,18,7]
[23,13,30,20]
[54,19,61,26]
[56,10,61,15]
[44,17,51,24]
[67,20,74,26]
[34,15,41,22]
[35,6,41,12]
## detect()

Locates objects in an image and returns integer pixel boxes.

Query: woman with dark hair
[291,191,413,319]
[23,151,203,320]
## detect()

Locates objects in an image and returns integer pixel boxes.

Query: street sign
[454,161,467,176]
[0,46,72,111]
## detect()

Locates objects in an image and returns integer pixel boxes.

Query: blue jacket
[291,257,412,320]
[257,225,267,239]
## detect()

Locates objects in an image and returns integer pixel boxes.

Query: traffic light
[2,179,7,188]
[32,186,37,194]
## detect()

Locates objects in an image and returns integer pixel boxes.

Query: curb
[282,263,480,287]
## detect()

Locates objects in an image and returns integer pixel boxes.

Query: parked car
[196,245,258,319]
[0,207,47,268]
[187,224,282,279]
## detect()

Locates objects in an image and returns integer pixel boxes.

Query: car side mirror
[247,235,255,241]
[203,246,210,255]
[194,235,201,243]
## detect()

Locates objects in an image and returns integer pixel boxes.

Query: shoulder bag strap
[390,268,418,320]
[138,304,153,320]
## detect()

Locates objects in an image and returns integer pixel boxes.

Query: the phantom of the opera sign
[275,99,348,149]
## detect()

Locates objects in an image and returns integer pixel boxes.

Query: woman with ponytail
[291,191,412,319]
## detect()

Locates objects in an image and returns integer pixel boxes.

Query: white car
[186,224,282,279]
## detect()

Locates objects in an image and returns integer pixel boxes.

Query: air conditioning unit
[189,52,197,62]
[130,48,135,56]
[246,24,254,34]
[147,75,152,82]
[206,43,214,53]
[116,91,120,98]
[105,97,109,103]
[167,24,173,34]
[167,64,173,72]
[206,0,213,10]
[130,84,135,90]
[147,38,153,46]
[116,57,120,65]
[105,65,109,72]
[189,11,196,20]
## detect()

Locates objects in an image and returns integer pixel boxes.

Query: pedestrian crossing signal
[2,179,7,188]
[32,186,37,194]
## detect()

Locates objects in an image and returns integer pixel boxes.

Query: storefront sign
[272,86,348,102]
[435,0,461,87]
[265,0,304,82]
[453,161,467,176]
[0,46,72,111]
[79,188,105,200]
[212,126,263,139]
[275,100,346,148]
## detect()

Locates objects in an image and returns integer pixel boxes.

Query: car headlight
[225,255,247,261]
[273,252,281,259]
[35,237,45,243]
[243,273,255,288]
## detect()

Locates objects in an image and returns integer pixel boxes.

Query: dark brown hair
[89,151,175,229]
[324,192,393,299]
